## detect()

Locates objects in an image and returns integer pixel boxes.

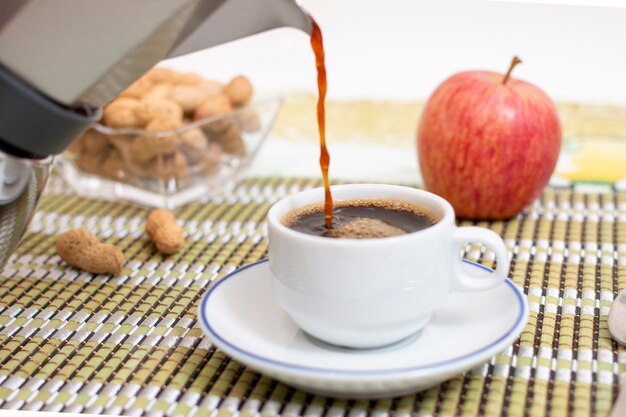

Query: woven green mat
[0,177,625,417]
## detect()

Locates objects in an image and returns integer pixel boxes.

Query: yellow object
[556,137,626,183]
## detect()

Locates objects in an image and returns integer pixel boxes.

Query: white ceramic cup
[267,184,510,348]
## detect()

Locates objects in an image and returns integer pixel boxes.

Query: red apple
[417,57,561,219]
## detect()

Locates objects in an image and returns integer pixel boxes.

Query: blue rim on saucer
[198,259,528,377]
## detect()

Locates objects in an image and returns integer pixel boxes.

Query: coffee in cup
[281,199,440,239]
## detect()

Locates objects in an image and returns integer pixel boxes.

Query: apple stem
[502,56,522,85]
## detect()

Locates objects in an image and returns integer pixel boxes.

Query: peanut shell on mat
[56,229,125,274]
[146,209,185,254]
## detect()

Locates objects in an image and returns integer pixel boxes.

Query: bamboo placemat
[0,176,624,416]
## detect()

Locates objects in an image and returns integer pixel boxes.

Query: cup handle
[451,226,510,292]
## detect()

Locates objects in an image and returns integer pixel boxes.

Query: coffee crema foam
[281,198,440,239]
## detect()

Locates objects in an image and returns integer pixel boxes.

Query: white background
[166,0,626,104]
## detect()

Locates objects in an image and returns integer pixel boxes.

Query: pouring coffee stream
[309,18,333,228]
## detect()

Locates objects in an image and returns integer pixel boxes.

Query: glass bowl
[58,97,281,208]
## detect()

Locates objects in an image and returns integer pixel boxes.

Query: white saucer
[198,260,528,398]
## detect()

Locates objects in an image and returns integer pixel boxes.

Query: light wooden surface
[271,95,626,145]
[249,95,626,184]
